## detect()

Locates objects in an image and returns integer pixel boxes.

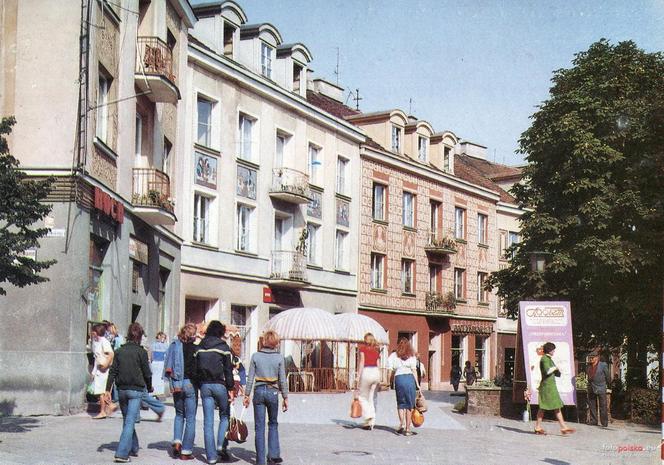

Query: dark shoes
[113,458,130,463]
[180,454,195,461]
[268,458,284,464]
[218,449,231,461]
[172,443,182,457]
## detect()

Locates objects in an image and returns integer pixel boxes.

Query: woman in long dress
[534,342,575,435]
[91,323,116,419]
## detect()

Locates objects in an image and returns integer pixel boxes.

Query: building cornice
[358,304,497,321]
[362,147,501,202]
[169,0,197,28]
[22,168,185,245]
[188,43,366,143]
[496,202,525,216]
[181,262,358,296]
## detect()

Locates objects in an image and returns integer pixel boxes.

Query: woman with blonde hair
[391,338,419,435]
[244,330,288,465]
[356,332,381,430]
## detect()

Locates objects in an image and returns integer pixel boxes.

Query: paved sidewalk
[0,391,658,465]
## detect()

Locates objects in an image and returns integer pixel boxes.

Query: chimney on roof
[313,78,344,103]
[460,141,487,159]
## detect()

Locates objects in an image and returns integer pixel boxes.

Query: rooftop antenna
[334,47,340,86]
[409,98,413,115]
[493,148,496,163]
[353,88,363,111]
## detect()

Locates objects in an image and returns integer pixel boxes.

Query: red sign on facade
[94,187,124,224]
[262,287,273,303]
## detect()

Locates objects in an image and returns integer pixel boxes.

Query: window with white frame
[335,230,348,271]
[402,191,415,228]
[418,136,428,162]
[306,222,320,265]
[430,200,441,236]
[197,97,213,147]
[371,253,385,289]
[401,259,414,294]
[477,272,488,303]
[508,231,520,248]
[372,183,386,221]
[475,335,488,378]
[238,114,255,162]
[443,146,452,172]
[336,156,348,195]
[308,144,322,186]
[454,268,465,300]
[97,71,110,142]
[261,42,273,79]
[451,334,465,368]
[391,126,401,152]
[275,132,288,168]
[477,213,488,245]
[455,207,466,239]
[429,264,441,293]
[236,204,254,252]
[193,193,211,244]
[135,113,143,161]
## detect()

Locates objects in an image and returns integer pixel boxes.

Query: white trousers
[358,366,380,421]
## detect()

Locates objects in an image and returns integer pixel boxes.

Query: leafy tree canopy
[0,117,55,295]
[488,40,664,355]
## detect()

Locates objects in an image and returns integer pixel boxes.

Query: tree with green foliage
[0,117,55,295]
[487,40,664,388]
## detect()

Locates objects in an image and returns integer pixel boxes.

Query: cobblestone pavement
[0,391,658,465]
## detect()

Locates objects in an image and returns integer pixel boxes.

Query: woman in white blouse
[390,338,419,435]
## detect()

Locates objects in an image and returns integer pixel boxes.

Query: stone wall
[466,386,521,418]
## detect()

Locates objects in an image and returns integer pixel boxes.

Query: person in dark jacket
[586,351,611,427]
[194,320,235,464]
[105,322,152,463]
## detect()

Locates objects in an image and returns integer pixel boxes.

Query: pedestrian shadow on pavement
[331,419,400,435]
[497,425,536,435]
[97,441,119,453]
[227,447,257,463]
[543,459,571,465]
[0,416,41,433]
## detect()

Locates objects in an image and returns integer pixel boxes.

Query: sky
[194,1,664,166]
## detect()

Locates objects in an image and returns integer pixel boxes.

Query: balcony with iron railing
[269,250,309,287]
[269,167,312,204]
[424,228,458,256]
[135,37,180,104]
[425,291,457,315]
[132,168,176,225]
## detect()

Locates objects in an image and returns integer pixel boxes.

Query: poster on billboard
[520,301,576,406]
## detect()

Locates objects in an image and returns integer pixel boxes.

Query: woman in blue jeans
[194,321,235,464]
[104,322,152,463]
[164,323,198,460]
[243,330,289,465]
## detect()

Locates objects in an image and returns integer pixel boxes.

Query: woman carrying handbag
[391,338,419,436]
[355,332,381,430]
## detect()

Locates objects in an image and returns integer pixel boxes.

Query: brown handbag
[226,405,249,443]
[350,394,362,418]
[415,389,428,413]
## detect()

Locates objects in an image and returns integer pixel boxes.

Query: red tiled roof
[458,155,523,182]
[455,155,517,203]
[306,90,360,120]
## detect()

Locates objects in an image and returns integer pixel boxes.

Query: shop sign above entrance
[94,187,124,224]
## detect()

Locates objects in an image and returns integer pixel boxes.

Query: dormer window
[444,146,451,172]
[223,22,236,58]
[391,126,402,153]
[418,136,428,162]
[261,42,273,79]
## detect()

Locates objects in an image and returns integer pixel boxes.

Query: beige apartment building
[176,2,364,357]
[336,110,524,389]
[0,0,195,414]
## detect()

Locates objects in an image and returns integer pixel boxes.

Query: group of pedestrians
[101,320,289,465]
[355,334,424,436]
